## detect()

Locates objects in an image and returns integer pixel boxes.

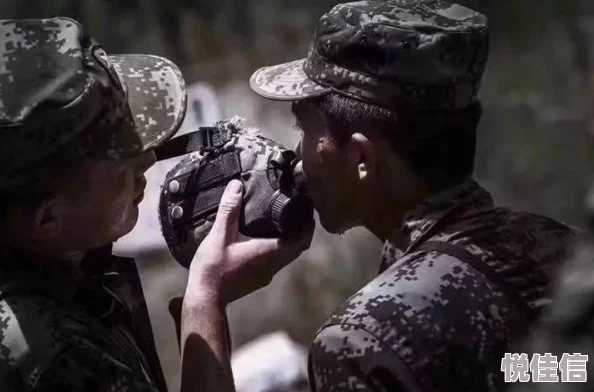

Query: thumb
[210,179,243,245]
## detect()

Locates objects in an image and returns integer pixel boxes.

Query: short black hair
[297,93,481,192]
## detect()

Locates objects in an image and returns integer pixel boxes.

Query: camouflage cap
[250,0,489,111]
[0,17,187,188]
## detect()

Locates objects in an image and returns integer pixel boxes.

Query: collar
[389,178,494,255]
[0,243,128,302]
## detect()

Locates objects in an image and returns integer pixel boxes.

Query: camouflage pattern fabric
[250,0,489,111]
[158,116,313,268]
[0,246,168,392]
[0,17,187,189]
[508,233,594,392]
[307,179,576,392]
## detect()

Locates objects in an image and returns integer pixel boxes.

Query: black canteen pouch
[155,117,314,268]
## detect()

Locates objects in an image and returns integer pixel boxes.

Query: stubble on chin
[110,202,140,242]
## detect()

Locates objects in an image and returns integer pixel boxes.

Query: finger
[193,220,214,246]
[229,238,281,260]
[230,236,305,272]
[210,180,243,246]
[227,239,287,293]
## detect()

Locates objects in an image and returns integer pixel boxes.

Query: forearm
[174,178,311,392]
[179,272,235,392]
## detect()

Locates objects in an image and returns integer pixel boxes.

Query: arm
[180,290,234,392]
[309,325,423,392]
[179,180,314,392]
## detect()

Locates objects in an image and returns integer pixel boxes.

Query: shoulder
[0,294,157,391]
[0,293,91,382]
[449,207,576,252]
[317,250,519,385]
[505,210,575,234]
[29,344,158,392]
[324,250,501,336]
[498,210,576,252]
[309,324,421,392]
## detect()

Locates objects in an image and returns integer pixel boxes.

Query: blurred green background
[4,1,594,390]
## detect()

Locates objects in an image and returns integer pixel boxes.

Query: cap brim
[109,54,187,151]
[250,59,330,101]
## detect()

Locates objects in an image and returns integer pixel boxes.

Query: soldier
[0,17,312,391]
[184,1,578,391]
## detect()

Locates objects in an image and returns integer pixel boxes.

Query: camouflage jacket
[308,178,576,392]
[509,233,594,392]
[0,245,168,392]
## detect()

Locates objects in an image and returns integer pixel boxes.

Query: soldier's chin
[113,205,140,242]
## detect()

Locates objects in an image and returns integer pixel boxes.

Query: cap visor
[109,54,187,150]
[250,59,330,101]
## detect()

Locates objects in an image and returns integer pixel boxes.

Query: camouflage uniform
[0,18,187,391]
[507,218,594,391]
[307,179,574,392]
[249,1,577,390]
[0,246,168,391]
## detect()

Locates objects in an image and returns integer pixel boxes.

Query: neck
[61,250,87,263]
[34,241,89,264]
[2,216,89,264]
[4,234,87,265]
[362,183,430,243]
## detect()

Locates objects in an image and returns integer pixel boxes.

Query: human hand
[185,179,314,306]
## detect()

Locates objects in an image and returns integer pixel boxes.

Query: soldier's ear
[30,196,63,241]
[349,132,375,183]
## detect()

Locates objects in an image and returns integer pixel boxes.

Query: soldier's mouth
[134,177,147,204]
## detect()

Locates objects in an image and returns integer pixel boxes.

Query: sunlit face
[292,101,359,234]
[58,151,156,249]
